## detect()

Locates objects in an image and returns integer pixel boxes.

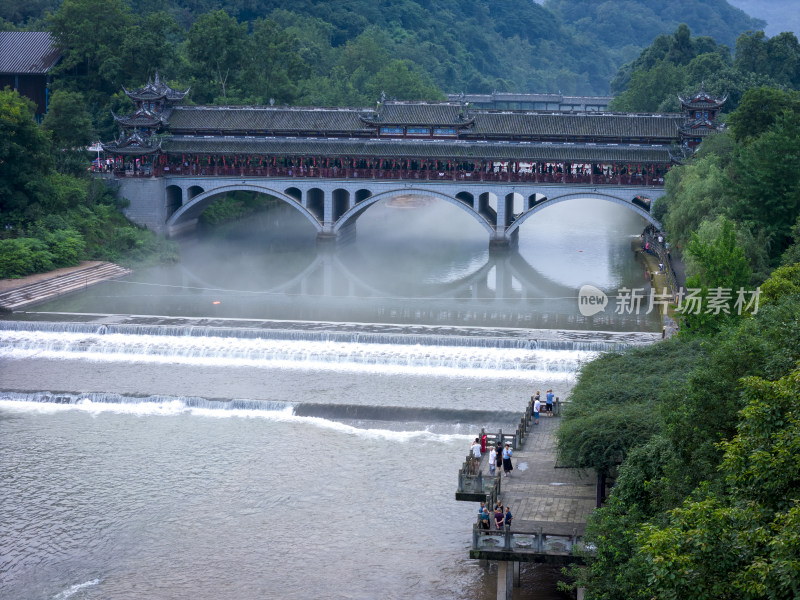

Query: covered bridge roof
[469,112,685,139]
[168,106,368,133]
[165,104,684,142]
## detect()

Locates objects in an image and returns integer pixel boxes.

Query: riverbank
[632,239,681,337]
[0,261,131,312]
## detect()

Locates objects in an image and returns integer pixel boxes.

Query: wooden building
[0,32,61,119]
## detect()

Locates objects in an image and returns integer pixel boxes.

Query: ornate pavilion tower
[102,72,189,170]
[678,84,727,150]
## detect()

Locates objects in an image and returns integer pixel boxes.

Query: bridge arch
[166,184,324,233]
[333,187,495,236]
[506,190,661,236]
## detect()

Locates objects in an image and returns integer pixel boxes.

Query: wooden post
[472,522,479,550]
[537,527,544,552]
[504,524,512,550]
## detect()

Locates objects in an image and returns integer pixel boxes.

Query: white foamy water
[0,330,594,379]
[0,397,471,443]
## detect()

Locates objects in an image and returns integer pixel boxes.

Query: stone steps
[0,263,132,311]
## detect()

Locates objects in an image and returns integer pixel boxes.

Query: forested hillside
[1,0,765,103]
[607,24,800,112]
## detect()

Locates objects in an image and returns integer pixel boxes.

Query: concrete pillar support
[496,561,513,600]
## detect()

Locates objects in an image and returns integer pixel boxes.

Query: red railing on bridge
[113,166,664,187]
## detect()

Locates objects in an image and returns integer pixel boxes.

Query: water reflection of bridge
[177,247,656,330]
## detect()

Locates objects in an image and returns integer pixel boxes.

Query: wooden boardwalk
[457,405,602,566]
[497,415,596,537]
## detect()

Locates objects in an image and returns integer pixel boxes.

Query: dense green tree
[557,338,702,478]
[780,216,800,265]
[184,10,247,101]
[726,87,800,142]
[40,90,94,175]
[759,262,800,304]
[610,60,685,112]
[240,18,306,105]
[640,367,800,600]
[367,61,442,102]
[728,113,800,257]
[735,30,800,88]
[118,12,182,86]
[48,0,134,94]
[41,90,94,149]
[679,217,753,335]
[654,132,734,252]
[0,89,54,226]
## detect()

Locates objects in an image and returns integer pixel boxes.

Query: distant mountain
[543,0,765,50]
[0,0,775,97]
[726,0,800,37]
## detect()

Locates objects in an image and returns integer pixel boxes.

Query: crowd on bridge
[109,153,670,188]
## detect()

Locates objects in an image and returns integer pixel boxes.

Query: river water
[0,198,658,599]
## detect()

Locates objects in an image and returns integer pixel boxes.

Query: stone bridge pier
[115,176,664,248]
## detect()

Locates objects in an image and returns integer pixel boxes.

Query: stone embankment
[0,262,131,312]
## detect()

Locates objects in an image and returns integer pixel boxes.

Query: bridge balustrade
[112,164,665,187]
[471,524,586,557]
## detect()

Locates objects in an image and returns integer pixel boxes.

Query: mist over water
[26,197,658,330]
[0,197,656,599]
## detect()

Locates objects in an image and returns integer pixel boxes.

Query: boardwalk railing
[456,394,561,500]
[471,524,588,559]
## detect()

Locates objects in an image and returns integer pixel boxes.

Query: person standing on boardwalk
[494,506,505,529]
[504,506,513,529]
[533,396,541,425]
[545,389,554,417]
[480,506,490,530]
[495,441,503,473]
[488,445,497,476]
[471,438,481,474]
[502,443,513,477]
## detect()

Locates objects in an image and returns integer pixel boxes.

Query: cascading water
[0,318,657,379]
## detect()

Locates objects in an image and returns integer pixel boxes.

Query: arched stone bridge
[118,176,663,247]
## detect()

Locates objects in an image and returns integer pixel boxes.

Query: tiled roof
[469,113,685,139]
[163,136,673,163]
[678,88,727,110]
[165,105,685,142]
[122,72,189,102]
[366,102,470,125]
[102,131,161,156]
[168,106,369,132]
[0,32,60,74]
[113,109,167,128]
